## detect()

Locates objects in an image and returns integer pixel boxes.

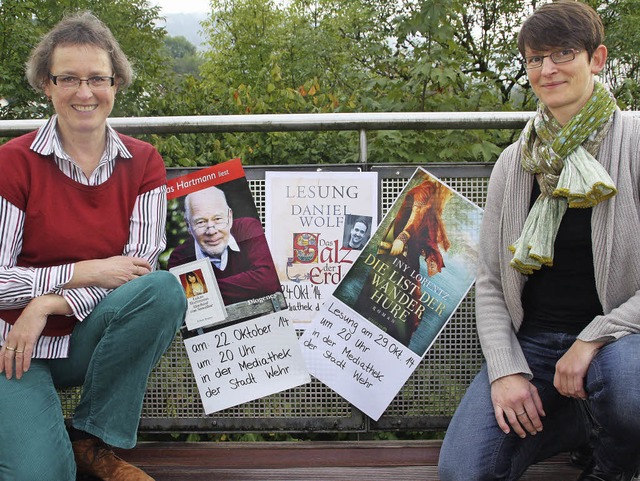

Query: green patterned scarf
[509,81,617,274]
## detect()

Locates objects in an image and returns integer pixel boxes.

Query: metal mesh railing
[58,163,490,433]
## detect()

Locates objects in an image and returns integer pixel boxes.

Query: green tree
[376,0,532,162]
[164,35,203,77]
[3,0,639,166]
[183,0,366,165]
[177,0,411,165]
[595,0,640,109]
[188,0,537,164]
[0,0,49,119]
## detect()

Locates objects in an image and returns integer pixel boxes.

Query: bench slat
[111,440,582,481]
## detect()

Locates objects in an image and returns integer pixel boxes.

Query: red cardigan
[0,131,166,336]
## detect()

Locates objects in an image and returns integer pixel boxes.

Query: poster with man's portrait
[162,159,309,416]
[163,159,286,327]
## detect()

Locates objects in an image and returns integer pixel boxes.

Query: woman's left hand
[554,339,604,399]
[0,295,70,380]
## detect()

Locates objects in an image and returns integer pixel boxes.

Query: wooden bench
[107,440,584,480]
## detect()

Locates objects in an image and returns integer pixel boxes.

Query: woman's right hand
[67,256,152,289]
[390,239,405,256]
[490,374,545,438]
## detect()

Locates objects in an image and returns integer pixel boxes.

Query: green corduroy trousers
[0,271,186,481]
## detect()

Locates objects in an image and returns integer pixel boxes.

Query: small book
[170,258,227,331]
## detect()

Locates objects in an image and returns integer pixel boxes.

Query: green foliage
[0,0,50,119]
[163,36,203,78]
[595,0,640,109]
[2,0,640,165]
[181,0,534,164]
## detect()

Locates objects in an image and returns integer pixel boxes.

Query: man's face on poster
[187,190,233,258]
[350,221,368,246]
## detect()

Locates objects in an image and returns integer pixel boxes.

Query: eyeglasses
[192,210,231,233]
[48,73,115,90]
[523,48,582,70]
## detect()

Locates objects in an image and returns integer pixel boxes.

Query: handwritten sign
[184,311,310,414]
[280,282,323,314]
[300,299,419,420]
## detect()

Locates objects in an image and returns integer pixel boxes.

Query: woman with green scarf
[439,2,640,480]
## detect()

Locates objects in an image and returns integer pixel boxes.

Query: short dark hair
[26,11,133,92]
[517,0,604,60]
[353,216,370,231]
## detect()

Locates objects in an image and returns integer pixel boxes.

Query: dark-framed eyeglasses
[48,73,115,90]
[523,48,582,70]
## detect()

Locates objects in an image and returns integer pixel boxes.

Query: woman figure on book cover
[354,175,452,348]
[383,177,453,335]
[387,176,453,278]
[0,12,186,481]
[184,270,208,298]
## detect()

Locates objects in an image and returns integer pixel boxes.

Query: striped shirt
[0,116,167,358]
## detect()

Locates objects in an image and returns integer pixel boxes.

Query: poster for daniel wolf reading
[265,172,378,325]
[299,167,483,420]
[163,159,310,414]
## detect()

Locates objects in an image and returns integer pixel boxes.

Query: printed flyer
[164,159,310,414]
[265,172,378,325]
[299,168,483,420]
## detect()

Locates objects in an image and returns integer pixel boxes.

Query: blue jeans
[439,329,640,481]
[0,271,186,481]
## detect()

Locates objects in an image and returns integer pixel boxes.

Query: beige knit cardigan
[476,110,640,383]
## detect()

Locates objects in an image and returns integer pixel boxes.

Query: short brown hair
[25,11,134,92]
[517,0,604,60]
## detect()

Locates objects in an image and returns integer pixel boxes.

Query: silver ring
[516,411,526,416]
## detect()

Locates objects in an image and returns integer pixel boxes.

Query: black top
[521,179,603,334]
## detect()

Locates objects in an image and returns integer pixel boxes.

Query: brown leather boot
[72,438,154,481]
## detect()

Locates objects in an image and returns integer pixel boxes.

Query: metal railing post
[359,128,368,165]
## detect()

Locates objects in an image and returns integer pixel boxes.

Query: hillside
[159,12,207,50]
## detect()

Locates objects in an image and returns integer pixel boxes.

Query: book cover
[265,172,378,325]
[163,159,310,414]
[169,258,227,331]
[299,167,483,420]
